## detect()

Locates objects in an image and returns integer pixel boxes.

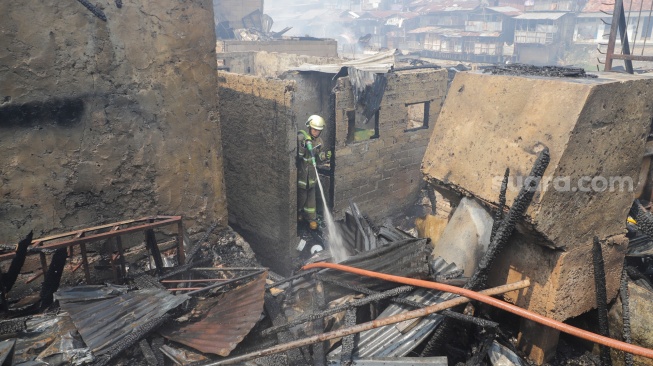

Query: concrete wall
[0,0,226,241]
[422,71,653,323]
[333,69,449,221]
[214,0,263,24]
[217,39,339,58]
[218,72,298,274]
[217,51,341,77]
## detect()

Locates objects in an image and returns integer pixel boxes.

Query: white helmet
[306,115,325,130]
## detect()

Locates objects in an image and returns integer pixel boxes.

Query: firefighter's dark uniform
[297,129,327,221]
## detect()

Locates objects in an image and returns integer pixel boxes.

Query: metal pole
[606,0,624,71]
[206,280,530,365]
[185,269,266,296]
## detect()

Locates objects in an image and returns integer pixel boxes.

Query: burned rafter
[76,0,107,21]
[620,266,634,366]
[39,248,68,309]
[593,237,612,366]
[146,229,164,275]
[490,168,509,243]
[94,314,171,366]
[2,232,33,293]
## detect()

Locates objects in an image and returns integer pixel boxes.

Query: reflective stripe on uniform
[298,180,307,189]
[303,207,316,213]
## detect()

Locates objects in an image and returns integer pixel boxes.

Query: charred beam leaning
[93,314,171,366]
[490,169,510,243]
[139,339,159,366]
[592,237,612,366]
[76,0,107,21]
[2,232,33,293]
[146,229,164,275]
[620,266,634,366]
[340,308,358,366]
[39,248,67,308]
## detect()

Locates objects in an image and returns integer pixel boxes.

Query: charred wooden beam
[340,308,357,366]
[146,229,164,275]
[139,339,158,366]
[620,266,634,366]
[593,237,612,366]
[490,168,509,243]
[39,248,67,308]
[2,232,33,293]
[263,293,306,365]
[76,0,107,21]
[93,314,171,366]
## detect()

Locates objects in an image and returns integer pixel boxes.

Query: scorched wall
[0,0,226,240]
[332,69,448,221]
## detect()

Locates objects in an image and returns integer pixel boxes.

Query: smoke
[265,0,359,50]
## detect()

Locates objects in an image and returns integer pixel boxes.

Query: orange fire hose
[303,262,653,359]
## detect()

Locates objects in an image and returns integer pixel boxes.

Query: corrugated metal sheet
[54,285,128,303]
[160,272,267,357]
[329,258,461,359]
[409,26,500,37]
[513,12,567,20]
[59,289,188,354]
[486,6,522,16]
[324,238,432,292]
[0,339,15,365]
[291,49,398,74]
[583,0,653,13]
[412,0,481,13]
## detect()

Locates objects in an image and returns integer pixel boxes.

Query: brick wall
[218,72,298,274]
[332,69,448,221]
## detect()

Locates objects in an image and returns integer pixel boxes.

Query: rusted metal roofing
[485,6,522,16]
[160,272,267,357]
[583,0,653,13]
[408,26,501,37]
[59,289,188,354]
[412,0,481,13]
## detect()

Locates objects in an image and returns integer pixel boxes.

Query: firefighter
[298,115,331,229]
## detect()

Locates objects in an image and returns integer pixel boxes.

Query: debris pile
[483,64,598,78]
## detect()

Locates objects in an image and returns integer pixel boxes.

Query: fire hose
[303,262,653,359]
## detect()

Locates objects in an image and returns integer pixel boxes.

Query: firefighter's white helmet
[306,115,326,130]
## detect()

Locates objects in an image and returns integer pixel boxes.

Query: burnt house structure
[217,51,447,273]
